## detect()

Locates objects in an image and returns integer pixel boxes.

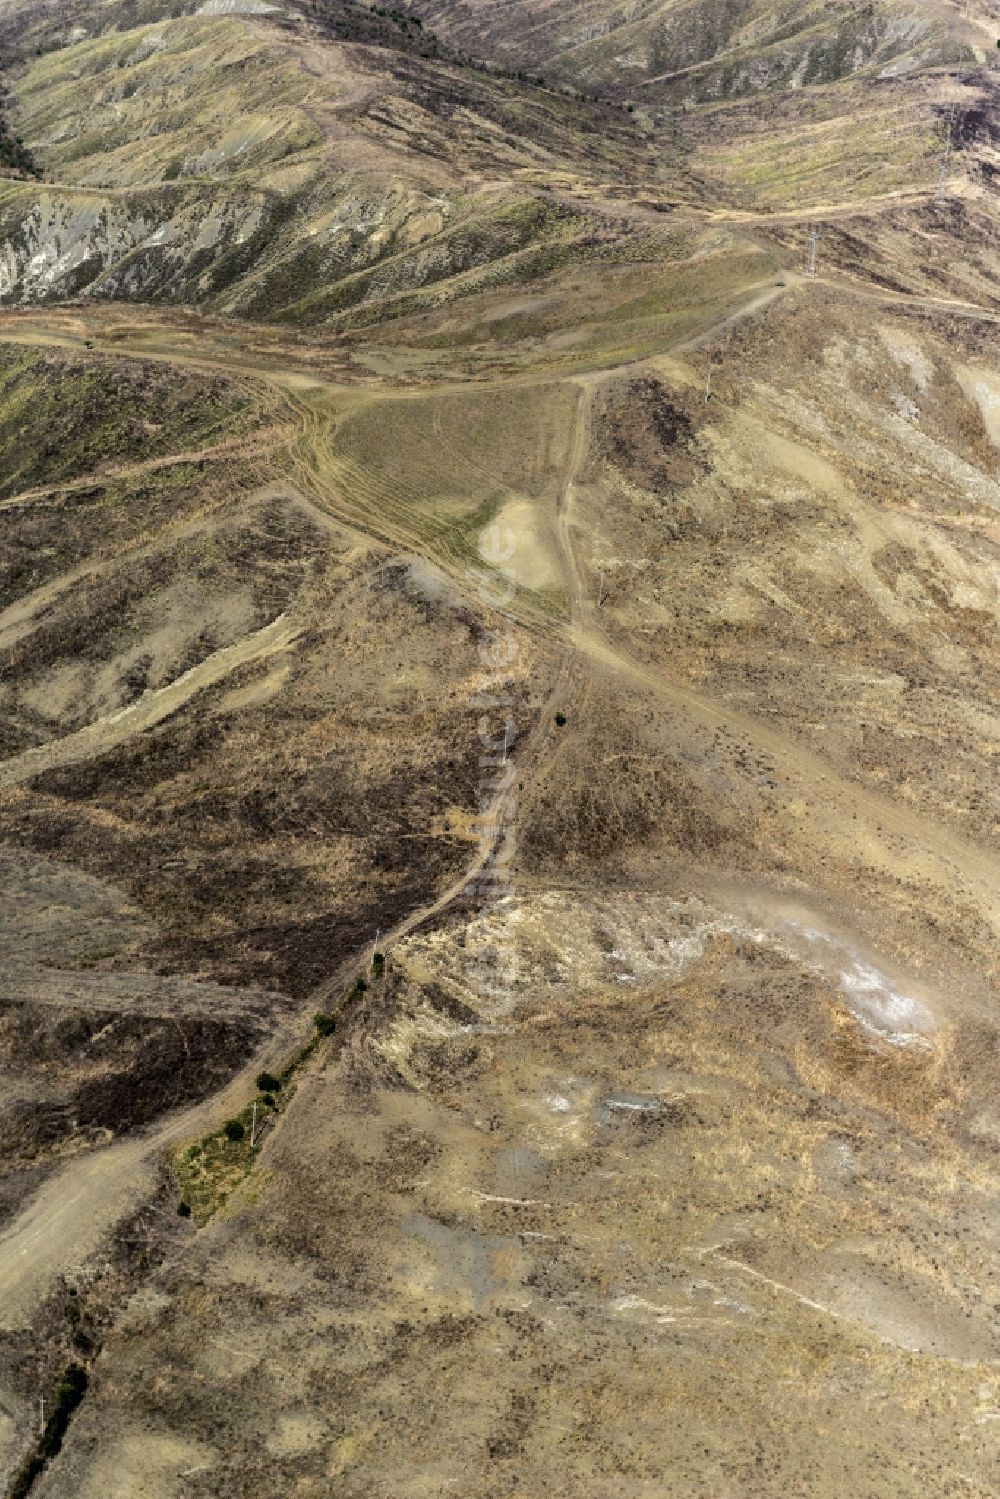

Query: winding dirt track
[0,751,516,1329]
[0,262,997,1327]
[0,615,301,791]
[555,370,1000,948]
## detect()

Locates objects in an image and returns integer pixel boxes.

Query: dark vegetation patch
[2,578,487,997]
[151,836,464,997]
[293,0,453,59]
[295,0,655,133]
[2,497,317,737]
[0,81,38,178]
[0,9,41,179]
[1,775,472,997]
[0,1163,48,1236]
[0,483,111,610]
[8,1362,87,1499]
[596,375,709,493]
[3,1163,191,1498]
[0,1003,262,1166]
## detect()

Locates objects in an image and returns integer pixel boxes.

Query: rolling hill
[0,2,996,1497]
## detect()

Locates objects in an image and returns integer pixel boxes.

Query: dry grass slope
[0,0,996,1496]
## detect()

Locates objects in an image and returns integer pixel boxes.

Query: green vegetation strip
[173,976,371,1226]
[8,1364,88,1499]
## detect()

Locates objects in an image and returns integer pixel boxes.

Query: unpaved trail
[310,765,517,1011]
[0,1135,161,1331]
[0,257,998,1328]
[554,358,1000,950]
[0,754,518,1329]
[0,997,314,1330]
[0,430,286,515]
[703,183,958,225]
[557,379,595,630]
[0,614,300,790]
[669,276,800,351]
[0,323,354,401]
[0,477,335,652]
[572,624,1000,933]
[0,484,268,651]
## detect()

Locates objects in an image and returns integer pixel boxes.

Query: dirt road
[0,259,997,1327]
[0,711,518,1328]
[555,364,1000,955]
[0,615,301,791]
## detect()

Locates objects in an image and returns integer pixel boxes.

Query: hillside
[402,0,991,99]
[0,0,680,318]
[0,2,996,1497]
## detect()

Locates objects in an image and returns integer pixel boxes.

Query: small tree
[255,1070,281,1094]
[313,1011,336,1037]
[224,1119,245,1143]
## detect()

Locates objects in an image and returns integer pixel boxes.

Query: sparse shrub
[313,1011,336,1036]
[260,1092,275,1108]
[71,1327,94,1356]
[223,1119,245,1143]
[50,1365,87,1428]
[555,711,567,727]
[177,1201,192,1218]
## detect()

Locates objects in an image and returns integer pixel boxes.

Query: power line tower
[806,227,819,278]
